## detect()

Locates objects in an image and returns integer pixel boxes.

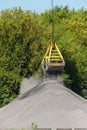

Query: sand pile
[0,75,87,129]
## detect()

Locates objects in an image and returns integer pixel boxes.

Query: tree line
[0,7,87,107]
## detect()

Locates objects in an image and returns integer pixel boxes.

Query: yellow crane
[41,0,65,74]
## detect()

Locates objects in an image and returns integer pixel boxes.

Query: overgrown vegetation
[0,6,87,107]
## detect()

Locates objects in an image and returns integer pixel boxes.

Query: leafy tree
[0,7,87,107]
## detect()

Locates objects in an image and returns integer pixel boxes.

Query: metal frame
[41,42,65,72]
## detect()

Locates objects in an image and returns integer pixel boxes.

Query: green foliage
[0,7,87,107]
[0,70,20,107]
[32,122,38,130]
[41,7,87,98]
[0,8,46,107]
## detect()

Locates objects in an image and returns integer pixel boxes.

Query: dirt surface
[0,76,87,129]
